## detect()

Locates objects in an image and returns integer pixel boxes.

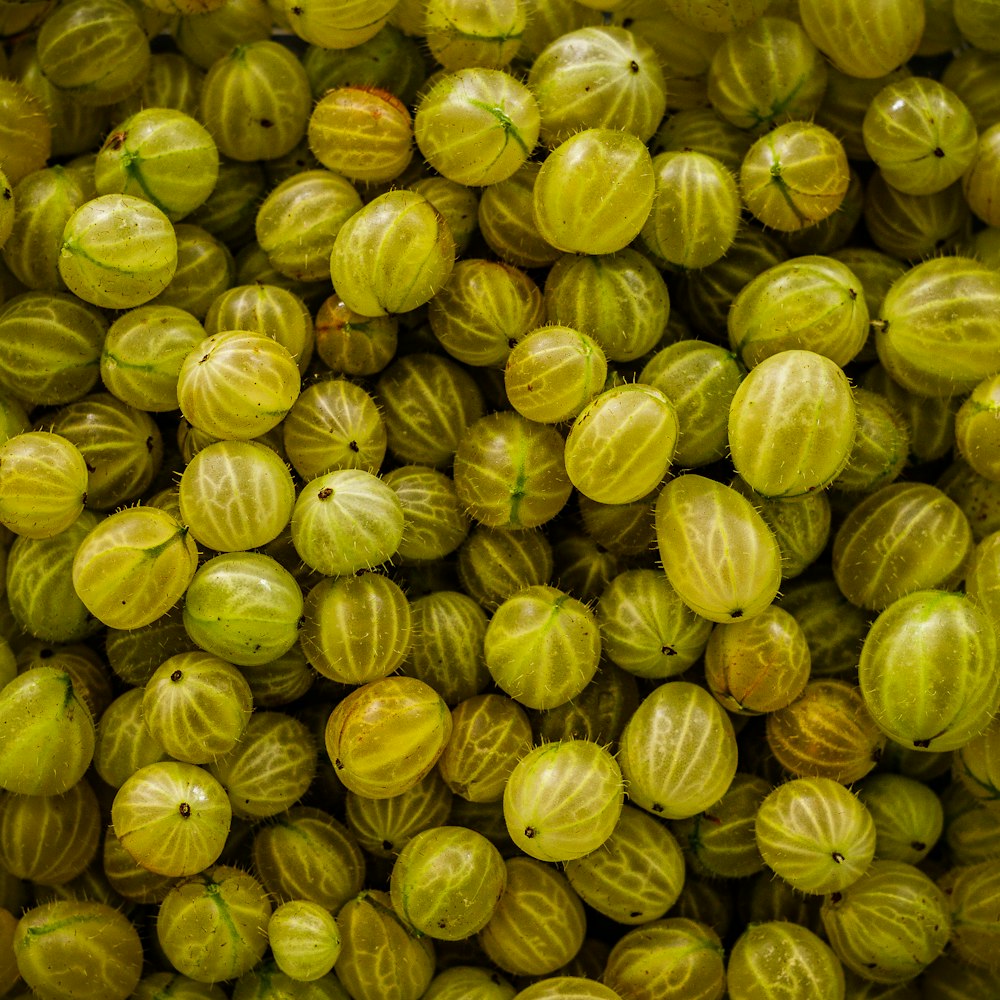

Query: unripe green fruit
[325,676,452,799]
[756,777,876,896]
[618,681,738,821]
[390,826,506,940]
[142,651,253,764]
[859,590,1000,752]
[655,474,782,623]
[157,866,272,984]
[268,900,341,982]
[335,890,435,1000]
[14,900,143,1000]
[728,349,856,499]
[820,861,950,983]
[0,666,94,795]
[503,739,624,862]
[112,761,232,877]
[484,585,601,710]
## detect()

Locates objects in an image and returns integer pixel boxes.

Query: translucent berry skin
[564,383,679,506]
[0,667,94,796]
[707,16,828,134]
[528,25,667,146]
[308,86,413,185]
[641,151,741,270]
[603,916,726,1000]
[71,506,199,630]
[726,921,845,1000]
[704,605,811,716]
[14,900,144,1000]
[484,585,601,711]
[111,761,232,877]
[728,255,870,370]
[94,108,220,221]
[832,482,973,611]
[798,0,925,79]
[820,860,951,984]
[453,411,573,531]
[727,349,857,500]
[654,474,782,624]
[876,256,1000,398]
[329,190,455,318]
[389,825,506,940]
[740,123,850,232]
[618,680,738,821]
[477,856,586,978]
[503,739,624,862]
[58,194,178,309]
[290,468,404,577]
[415,68,540,187]
[754,776,876,895]
[532,128,655,255]
[858,589,1000,753]
[156,866,272,984]
[199,40,312,162]
[862,76,978,196]
[956,373,1000,481]
[325,676,453,799]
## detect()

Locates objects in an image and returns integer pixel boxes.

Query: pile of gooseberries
[3,1,1000,999]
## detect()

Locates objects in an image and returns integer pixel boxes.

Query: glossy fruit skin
[503,739,624,862]
[654,474,782,624]
[389,825,506,940]
[876,256,1000,398]
[727,349,857,499]
[754,776,877,895]
[820,860,951,984]
[325,676,453,799]
[740,123,850,232]
[564,383,678,505]
[14,900,144,1000]
[618,680,738,821]
[111,761,232,877]
[858,589,1000,753]
[415,69,540,187]
[329,190,456,318]
[532,128,655,255]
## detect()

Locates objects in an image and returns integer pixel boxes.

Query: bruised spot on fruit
[318,487,334,500]
[334,758,344,770]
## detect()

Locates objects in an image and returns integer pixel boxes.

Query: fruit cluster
[1,0,1000,999]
